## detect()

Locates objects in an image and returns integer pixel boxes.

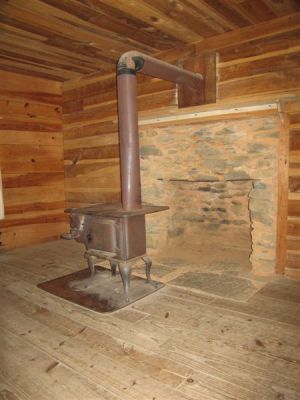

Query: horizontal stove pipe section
[117,51,203,211]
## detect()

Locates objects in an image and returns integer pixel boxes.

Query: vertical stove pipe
[117,73,141,210]
[117,51,203,211]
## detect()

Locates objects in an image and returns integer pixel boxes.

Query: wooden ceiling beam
[141,0,225,37]
[42,0,181,51]
[195,11,300,54]
[0,0,299,81]
[0,22,46,41]
[0,58,80,81]
[0,48,94,75]
[196,0,250,28]
[0,18,117,66]
[1,1,154,55]
[0,31,111,72]
[262,0,300,17]
[97,0,202,43]
[228,0,277,24]
[0,63,66,82]
[0,36,98,73]
[185,0,239,31]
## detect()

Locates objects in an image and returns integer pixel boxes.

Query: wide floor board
[0,240,299,400]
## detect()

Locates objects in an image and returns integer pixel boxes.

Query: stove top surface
[65,202,169,218]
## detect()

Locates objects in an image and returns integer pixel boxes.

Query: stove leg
[142,256,152,282]
[110,259,117,276]
[119,262,131,302]
[87,255,96,277]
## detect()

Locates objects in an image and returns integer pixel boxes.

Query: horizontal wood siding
[286,100,300,276]
[63,73,177,208]
[62,16,300,273]
[0,70,67,250]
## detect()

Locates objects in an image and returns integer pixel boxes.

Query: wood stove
[62,52,202,300]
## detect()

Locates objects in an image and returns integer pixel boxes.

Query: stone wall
[140,116,281,275]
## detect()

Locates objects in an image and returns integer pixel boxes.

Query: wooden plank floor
[0,240,300,400]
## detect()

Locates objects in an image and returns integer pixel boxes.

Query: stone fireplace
[139,115,281,275]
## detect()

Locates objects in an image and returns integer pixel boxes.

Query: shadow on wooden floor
[0,240,299,400]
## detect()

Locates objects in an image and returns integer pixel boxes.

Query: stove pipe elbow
[117,51,145,76]
[117,51,203,88]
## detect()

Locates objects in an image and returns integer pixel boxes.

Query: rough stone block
[140,116,280,275]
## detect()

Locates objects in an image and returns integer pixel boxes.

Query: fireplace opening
[162,179,252,265]
[142,178,254,274]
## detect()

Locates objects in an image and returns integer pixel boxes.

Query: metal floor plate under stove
[38,266,164,313]
[62,202,168,300]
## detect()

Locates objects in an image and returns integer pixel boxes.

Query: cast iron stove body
[63,52,202,301]
[64,203,168,300]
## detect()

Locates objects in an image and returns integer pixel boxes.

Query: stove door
[84,217,119,254]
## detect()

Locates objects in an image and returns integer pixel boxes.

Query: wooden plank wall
[62,14,300,205]
[62,73,177,207]
[62,14,300,271]
[286,101,300,276]
[0,70,67,250]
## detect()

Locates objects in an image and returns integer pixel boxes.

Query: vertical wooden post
[178,52,217,108]
[203,52,217,104]
[178,56,205,108]
[276,105,289,274]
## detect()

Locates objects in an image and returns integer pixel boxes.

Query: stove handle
[60,228,80,240]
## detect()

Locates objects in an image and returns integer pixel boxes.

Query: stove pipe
[117,51,203,211]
